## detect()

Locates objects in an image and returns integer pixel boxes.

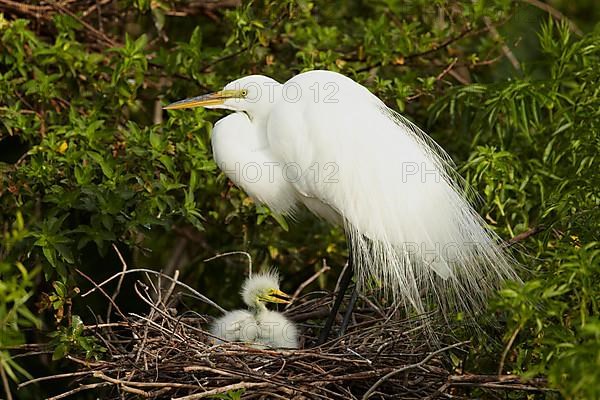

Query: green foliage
[48,315,106,361]
[210,389,245,400]
[549,318,600,400]
[431,19,600,400]
[0,1,598,398]
[0,260,40,382]
[0,211,40,382]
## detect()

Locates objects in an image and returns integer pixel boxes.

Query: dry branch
[0,0,240,50]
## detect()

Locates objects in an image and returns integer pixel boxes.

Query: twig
[182,365,239,378]
[172,382,270,400]
[129,311,186,342]
[198,46,250,73]
[448,374,548,386]
[92,371,199,389]
[120,384,150,397]
[504,225,545,247]
[133,281,165,364]
[288,262,331,307]
[82,322,130,330]
[45,0,117,47]
[80,268,225,313]
[18,370,94,389]
[334,260,350,295]
[66,355,106,367]
[288,306,331,322]
[357,26,486,73]
[520,0,582,36]
[204,251,253,277]
[0,0,51,17]
[162,269,180,306]
[47,382,111,400]
[82,0,112,18]
[498,323,522,375]
[107,244,128,323]
[361,341,469,399]
[75,269,131,326]
[450,380,555,392]
[435,58,458,81]
[483,16,520,71]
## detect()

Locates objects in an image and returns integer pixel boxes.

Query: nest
[20,255,551,400]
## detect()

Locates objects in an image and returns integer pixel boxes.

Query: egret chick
[211,271,298,349]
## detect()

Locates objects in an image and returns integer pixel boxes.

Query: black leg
[339,286,358,337]
[317,253,354,345]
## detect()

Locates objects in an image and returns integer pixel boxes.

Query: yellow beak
[163,92,225,110]
[163,89,242,110]
[264,289,292,304]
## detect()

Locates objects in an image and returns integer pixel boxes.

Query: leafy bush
[0,1,598,398]
[432,20,600,399]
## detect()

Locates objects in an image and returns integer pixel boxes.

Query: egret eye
[241,89,248,97]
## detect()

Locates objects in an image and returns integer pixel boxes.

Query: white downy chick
[211,271,299,349]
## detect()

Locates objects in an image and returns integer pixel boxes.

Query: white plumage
[210,271,299,349]
[211,112,298,215]
[166,70,519,319]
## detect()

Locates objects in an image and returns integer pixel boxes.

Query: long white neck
[210,113,298,215]
[249,115,269,141]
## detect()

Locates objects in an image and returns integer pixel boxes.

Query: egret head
[241,270,291,309]
[163,75,281,119]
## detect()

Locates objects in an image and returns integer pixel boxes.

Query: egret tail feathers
[342,106,521,318]
[346,218,519,319]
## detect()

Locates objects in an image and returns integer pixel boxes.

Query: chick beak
[266,289,292,304]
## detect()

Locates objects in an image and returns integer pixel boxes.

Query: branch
[79,268,226,313]
[92,371,199,389]
[45,0,117,47]
[106,243,128,323]
[47,382,111,400]
[498,323,522,375]
[361,341,470,399]
[520,0,583,36]
[172,382,270,400]
[288,261,331,306]
[483,16,520,71]
[356,26,485,73]
[505,225,545,247]
[0,0,53,18]
[448,373,554,392]
[18,370,94,389]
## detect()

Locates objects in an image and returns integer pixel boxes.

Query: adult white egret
[210,271,299,349]
[165,70,518,340]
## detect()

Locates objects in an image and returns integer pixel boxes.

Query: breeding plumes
[165,70,519,332]
[210,271,299,349]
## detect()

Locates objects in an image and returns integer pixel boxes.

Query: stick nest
[30,265,549,400]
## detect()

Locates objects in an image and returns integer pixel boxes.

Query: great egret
[210,271,299,349]
[165,70,518,339]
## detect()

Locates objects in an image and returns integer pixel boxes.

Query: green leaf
[52,343,68,361]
